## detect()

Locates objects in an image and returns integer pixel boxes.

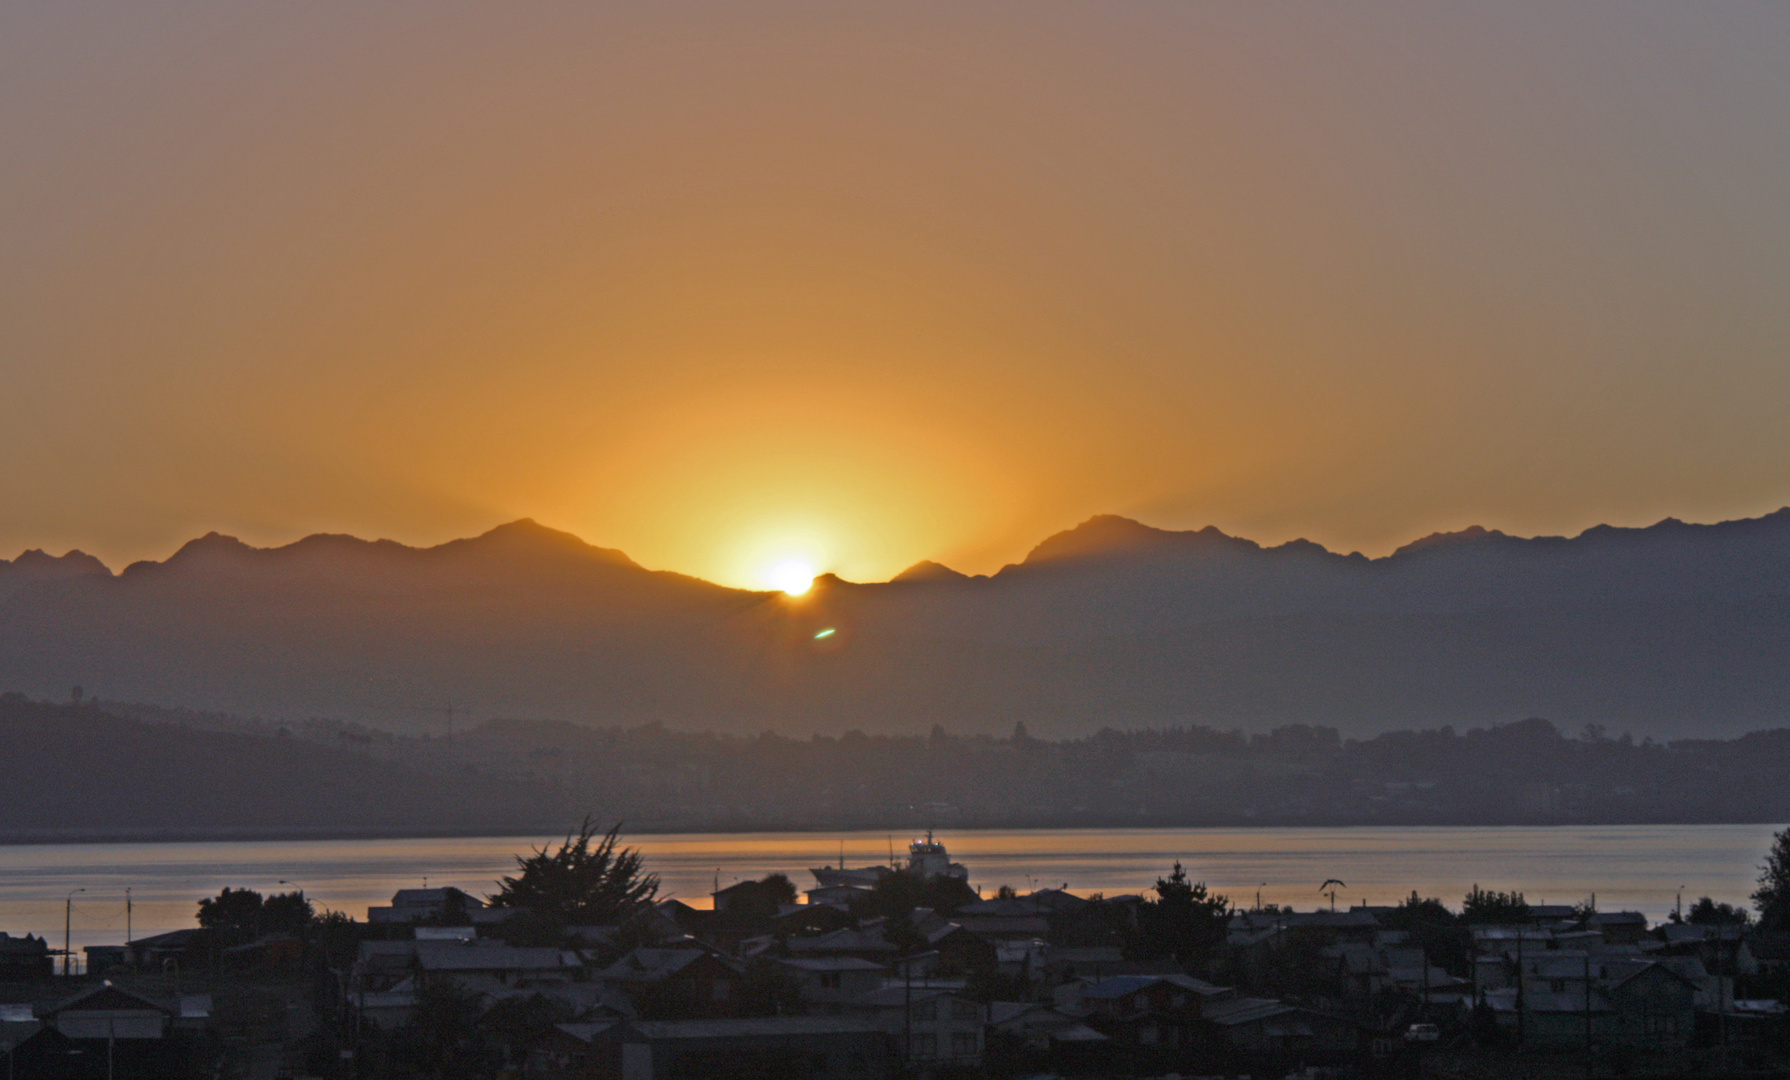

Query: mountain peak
[1390,525,1512,558]
[452,519,637,566]
[1023,515,1255,565]
[892,560,970,584]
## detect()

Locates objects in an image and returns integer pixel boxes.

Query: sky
[4,2,1788,589]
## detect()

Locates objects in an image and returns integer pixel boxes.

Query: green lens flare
[813,628,836,640]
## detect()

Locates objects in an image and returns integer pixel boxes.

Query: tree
[1461,885,1530,924]
[1136,862,1229,966]
[1382,891,1470,976]
[489,818,659,924]
[262,890,314,934]
[849,871,978,922]
[1686,897,1750,926]
[715,874,799,926]
[1753,828,1790,930]
[196,887,266,945]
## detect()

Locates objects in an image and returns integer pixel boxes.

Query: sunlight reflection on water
[1,824,1778,955]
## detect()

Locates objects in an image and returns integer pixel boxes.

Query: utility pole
[1516,929,1526,1052]
[904,955,912,1065]
[125,888,131,949]
[1718,925,1729,1069]
[1583,950,1593,1079]
[64,888,85,976]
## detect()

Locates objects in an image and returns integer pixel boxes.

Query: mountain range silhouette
[5,510,1790,738]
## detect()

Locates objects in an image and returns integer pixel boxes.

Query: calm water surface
[0,825,1778,957]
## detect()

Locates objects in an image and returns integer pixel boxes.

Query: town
[2,823,1788,1079]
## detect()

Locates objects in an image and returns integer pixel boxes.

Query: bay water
[2,824,1779,962]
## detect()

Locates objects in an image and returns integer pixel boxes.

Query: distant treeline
[8,693,1790,840]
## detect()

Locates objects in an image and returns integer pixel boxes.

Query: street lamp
[64,888,85,976]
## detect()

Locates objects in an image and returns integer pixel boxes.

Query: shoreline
[2,817,1786,848]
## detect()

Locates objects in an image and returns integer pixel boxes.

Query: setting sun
[766,559,816,596]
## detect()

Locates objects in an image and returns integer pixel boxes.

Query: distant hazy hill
[4,512,1790,738]
[0,695,567,840]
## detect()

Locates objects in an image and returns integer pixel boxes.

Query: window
[952,1000,981,1021]
[912,1032,938,1059]
[911,1000,936,1021]
[711,980,730,1002]
[819,972,841,989]
[951,1031,979,1057]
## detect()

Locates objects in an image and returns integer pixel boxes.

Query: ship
[808,829,967,888]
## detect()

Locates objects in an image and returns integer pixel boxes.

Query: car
[1403,1022,1441,1043]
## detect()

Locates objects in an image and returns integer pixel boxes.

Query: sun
[766,559,816,596]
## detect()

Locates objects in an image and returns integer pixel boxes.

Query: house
[1067,974,1230,1053]
[1200,996,1358,1059]
[0,934,52,980]
[581,1016,898,1080]
[803,885,872,911]
[784,926,897,962]
[1328,940,1457,1001]
[775,957,887,1009]
[842,985,985,1064]
[367,886,499,925]
[349,937,578,1025]
[986,1001,1109,1052]
[1481,959,1699,1049]
[528,1019,621,1078]
[15,983,196,1079]
[923,922,998,972]
[83,945,129,975]
[220,931,303,969]
[599,948,743,1017]
[44,983,171,1040]
[413,941,574,988]
[994,938,1048,978]
[121,929,204,971]
[1588,911,1650,946]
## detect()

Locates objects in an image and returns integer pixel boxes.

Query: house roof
[775,957,886,973]
[987,1001,1039,1025]
[1659,923,1745,943]
[125,929,204,950]
[1606,959,1698,991]
[785,928,896,954]
[414,943,566,972]
[957,898,1045,917]
[1483,987,1612,1014]
[599,948,720,981]
[953,915,1051,937]
[45,984,171,1017]
[1202,997,1301,1026]
[1079,975,1163,1000]
[626,1017,888,1040]
[0,934,47,955]
[848,986,959,1009]
[391,887,486,909]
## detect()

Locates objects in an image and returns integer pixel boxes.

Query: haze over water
[9,824,1777,962]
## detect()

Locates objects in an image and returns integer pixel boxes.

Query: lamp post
[64,888,85,977]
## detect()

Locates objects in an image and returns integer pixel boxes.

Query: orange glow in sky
[3,4,1790,582]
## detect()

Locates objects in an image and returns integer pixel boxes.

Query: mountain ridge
[4,508,1790,740]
